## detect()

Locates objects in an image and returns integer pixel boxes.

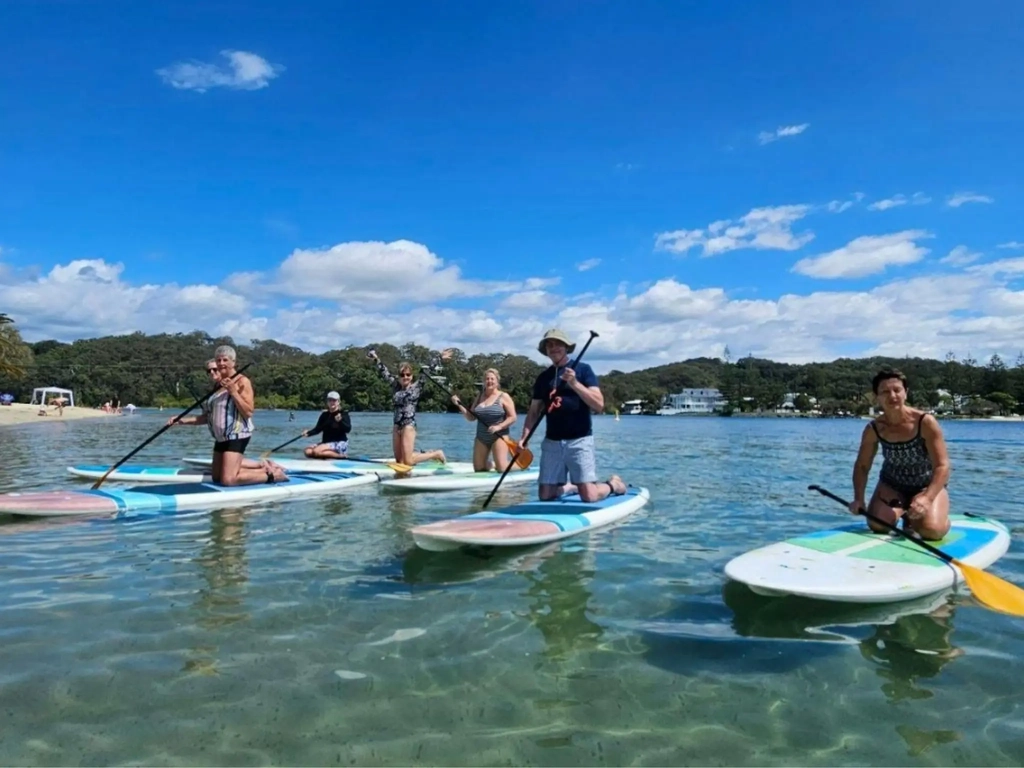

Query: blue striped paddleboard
[724,514,1011,603]
[0,472,378,518]
[410,486,650,551]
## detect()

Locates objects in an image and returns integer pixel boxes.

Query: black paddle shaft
[482,330,599,508]
[808,484,954,565]
[91,362,253,489]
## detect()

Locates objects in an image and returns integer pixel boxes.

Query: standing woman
[367,348,452,468]
[171,346,287,485]
[451,368,518,472]
[850,368,951,540]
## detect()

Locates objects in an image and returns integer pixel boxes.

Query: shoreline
[0,403,116,429]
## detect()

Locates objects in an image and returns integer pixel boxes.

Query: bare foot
[432,450,446,463]
[608,475,627,495]
[562,483,578,496]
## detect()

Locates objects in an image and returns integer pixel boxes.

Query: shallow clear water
[2,411,1024,765]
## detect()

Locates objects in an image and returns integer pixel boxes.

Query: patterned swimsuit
[872,414,934,503]
[472,395,508,448]
[204,388,254,444]
[375,356,441,428]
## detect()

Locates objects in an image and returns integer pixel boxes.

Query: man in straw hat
[518,328,627,502]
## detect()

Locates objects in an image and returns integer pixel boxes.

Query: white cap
[327,391,340,400]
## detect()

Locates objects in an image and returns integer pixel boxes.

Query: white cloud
[757,123,809,145]
[940,245,982,266]
[946,191,994,208]
[11,232,1024,372]
[792,230,931,279]
[655,204,813,257]
[156,50,283,92]
[256,239,526,307]
[826,200,853,213]
[866,192,931,211]
[997,241,1024,249]
[576,258,601,272]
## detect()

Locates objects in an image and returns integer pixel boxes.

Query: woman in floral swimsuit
[368,348,452,468]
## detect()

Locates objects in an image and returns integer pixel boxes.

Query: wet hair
[214,345,237,362]
[872,367,908,394]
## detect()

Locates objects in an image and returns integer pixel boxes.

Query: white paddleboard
[410,486,650,551]
[0,472,379,518]
[724,514,1011,603]
[181,456,476,477]
[68,465,211,483]
[379,468,539,493]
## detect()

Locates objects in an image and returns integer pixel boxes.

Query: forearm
[456,404,476,422]
[925,463,950,499]
[852,464,869,502]
[520,403,544,440]
[572,382,604,412]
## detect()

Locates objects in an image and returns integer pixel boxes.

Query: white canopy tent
[30,387,75,407]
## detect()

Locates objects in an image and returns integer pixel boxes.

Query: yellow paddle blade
[386,461,414,474]
[501,436,533,470]
[959,560,1024,617]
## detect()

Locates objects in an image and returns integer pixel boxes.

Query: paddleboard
[181,456,477,477]
[0,472,378,518]
[724,514,1011,603]
[379,468,539,493]
[410,486,650,551]
[68,465,211,483]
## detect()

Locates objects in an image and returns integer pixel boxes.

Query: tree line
[0,319,1021,417]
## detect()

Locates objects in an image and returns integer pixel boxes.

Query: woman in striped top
[171,346,287,485]
[451,368,518,472]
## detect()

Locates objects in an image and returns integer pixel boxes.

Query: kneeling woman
[368,348,451,467]
[450,368,518,472]
[850,368,950,540]
[171,346,287,485]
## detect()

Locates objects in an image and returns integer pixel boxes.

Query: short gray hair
[214,345,237,362]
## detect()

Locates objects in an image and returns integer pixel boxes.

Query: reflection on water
[1,411,1024,765]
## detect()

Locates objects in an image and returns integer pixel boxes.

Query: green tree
[0,314,32,380]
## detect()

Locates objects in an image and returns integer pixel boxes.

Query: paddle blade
[386,462,414,474]
[501,436,533,469]
[959,561,1024,617]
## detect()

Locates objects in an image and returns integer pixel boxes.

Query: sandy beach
[0,403,115,428]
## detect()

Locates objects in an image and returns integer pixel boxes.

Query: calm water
[2,411,1024,766]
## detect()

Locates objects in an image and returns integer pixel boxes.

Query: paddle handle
[808,484,954,565]
[91,362,252,490]
[482,330,599,508]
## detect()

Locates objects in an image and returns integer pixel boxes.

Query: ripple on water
[3,412,1024,764]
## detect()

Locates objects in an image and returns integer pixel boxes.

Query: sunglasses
[399,372,413,378]
[206,368,218,374]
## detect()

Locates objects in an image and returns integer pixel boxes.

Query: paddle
[258,433,414,473]
[482,330,599,508]
[420,370,533,470]
[90,362,253,490]
[809,484,1024,617]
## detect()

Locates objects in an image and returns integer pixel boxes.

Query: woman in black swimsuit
[368,348,452,468]
[850,368,951,540]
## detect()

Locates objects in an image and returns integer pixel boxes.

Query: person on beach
[169,346,287,485]
[518,328,627,502]
[450,368,518,472]
[302,391,352,459]
[367,348,452,468]
[849,367,951,540]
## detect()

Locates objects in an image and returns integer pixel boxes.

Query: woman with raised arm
[368,348,452,468]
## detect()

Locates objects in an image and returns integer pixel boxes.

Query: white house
[658,388,728,415]
[621,399,644,415]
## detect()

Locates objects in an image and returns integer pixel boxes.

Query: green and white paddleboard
[724,514,1011,604]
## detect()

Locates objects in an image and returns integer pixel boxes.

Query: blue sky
[2,0,1023,371]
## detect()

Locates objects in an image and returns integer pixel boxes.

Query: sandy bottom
[0,403,114,428]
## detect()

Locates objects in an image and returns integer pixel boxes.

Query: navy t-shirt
[531,361,599,441]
